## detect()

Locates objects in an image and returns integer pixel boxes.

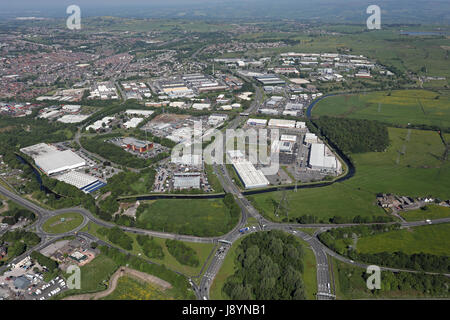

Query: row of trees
[223,230,306,300]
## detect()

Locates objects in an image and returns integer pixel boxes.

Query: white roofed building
[268,119,296,129]
[34,150,86,175]
[308,143,337,172]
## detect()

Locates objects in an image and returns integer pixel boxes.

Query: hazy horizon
[0,0,449,24]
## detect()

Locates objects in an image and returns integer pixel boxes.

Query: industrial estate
[0,0,448,308]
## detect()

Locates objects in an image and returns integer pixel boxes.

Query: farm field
[354,223,450,256]
[42,212,84,234]
[313,90,450,128]
[82,222,214,277]
[249,127,450,222]
[400,205,450,222]
[136,199,238,237]
[102,276,175,300]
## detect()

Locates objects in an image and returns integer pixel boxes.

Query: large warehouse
[34,150,86,175]
[308,143,337,172]
[228,150,269,189]
[20,143,86,175]
[55,171,106,193]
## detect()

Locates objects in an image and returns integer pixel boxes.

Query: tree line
[223,230,307,300]
[312,116,390,154]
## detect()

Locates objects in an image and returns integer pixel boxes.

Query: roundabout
[41,212,85,235]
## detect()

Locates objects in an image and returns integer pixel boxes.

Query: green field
[102,276,175,300]
[249,127,450,222]
[82,222,214,277]
[314,90,450,128]
[401,205,450,222]
[42,212,84,234]
[354,223,450,256]
[136,199,238,237]
[59,254,119,299]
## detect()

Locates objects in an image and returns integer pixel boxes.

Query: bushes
[223,230,306,300]
[97,227,133,251]
[136,235,164,259]
[165,239,199,267]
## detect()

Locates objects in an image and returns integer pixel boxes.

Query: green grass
[136,199,237,237]
[355,223,450,256]
[101,276,175,300]
[209,237,245,300]
[401,205,450,221]
[82,222,214,277]
[58,254,119,299]
[249,127,450,222]
[314,90,450,128]
[42,212,84,234]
